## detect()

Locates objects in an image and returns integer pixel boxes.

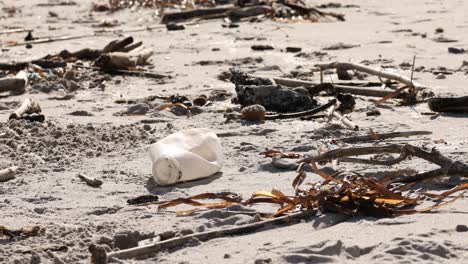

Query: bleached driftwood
[332,111,358,130]
[0,71,28,95]
[326,104,359,130]
[315,62,424,89]
[0,167,18,182]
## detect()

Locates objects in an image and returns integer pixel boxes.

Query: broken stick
[339,131,432,143]
[0,166,18,182]
[107,209,340,261]
[315,62,425,89]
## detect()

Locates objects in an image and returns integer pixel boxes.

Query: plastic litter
[149,128,223,186]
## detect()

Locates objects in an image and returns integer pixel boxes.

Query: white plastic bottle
[149,128,223,186]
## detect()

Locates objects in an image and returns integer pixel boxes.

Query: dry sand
[0,0,467,263]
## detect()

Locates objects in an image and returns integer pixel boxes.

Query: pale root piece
[9,98,41,120]
[0,167,18,182]
[326,104,359,130]
[0,71,28,95]
[332,111,359,130]
[315,62,424,89]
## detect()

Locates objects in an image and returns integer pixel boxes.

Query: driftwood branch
[300,144,468,182]
[315,62,425,89]
[107,210,328,261]
[0,167,18,182]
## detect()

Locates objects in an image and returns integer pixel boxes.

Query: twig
[315,61,425,89]
[0,28,31,35]
[0,167,18,182]
[265,99,336,120]
[332,111,358,130]
[410,55,416,87]
[107,210,345,261]
[3,34,90,47]
[338,131,432,143]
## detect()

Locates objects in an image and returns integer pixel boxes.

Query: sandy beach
[1,0,467,263]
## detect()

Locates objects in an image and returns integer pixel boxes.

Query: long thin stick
[339,131,432,143]
[73,65,168,79]
[107,210,346,261]
[3,34,90,47]
[0,28,31,35]
[265,99,336,120]
[315,62,425,89]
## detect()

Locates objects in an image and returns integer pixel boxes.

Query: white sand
[0,0,467,263]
